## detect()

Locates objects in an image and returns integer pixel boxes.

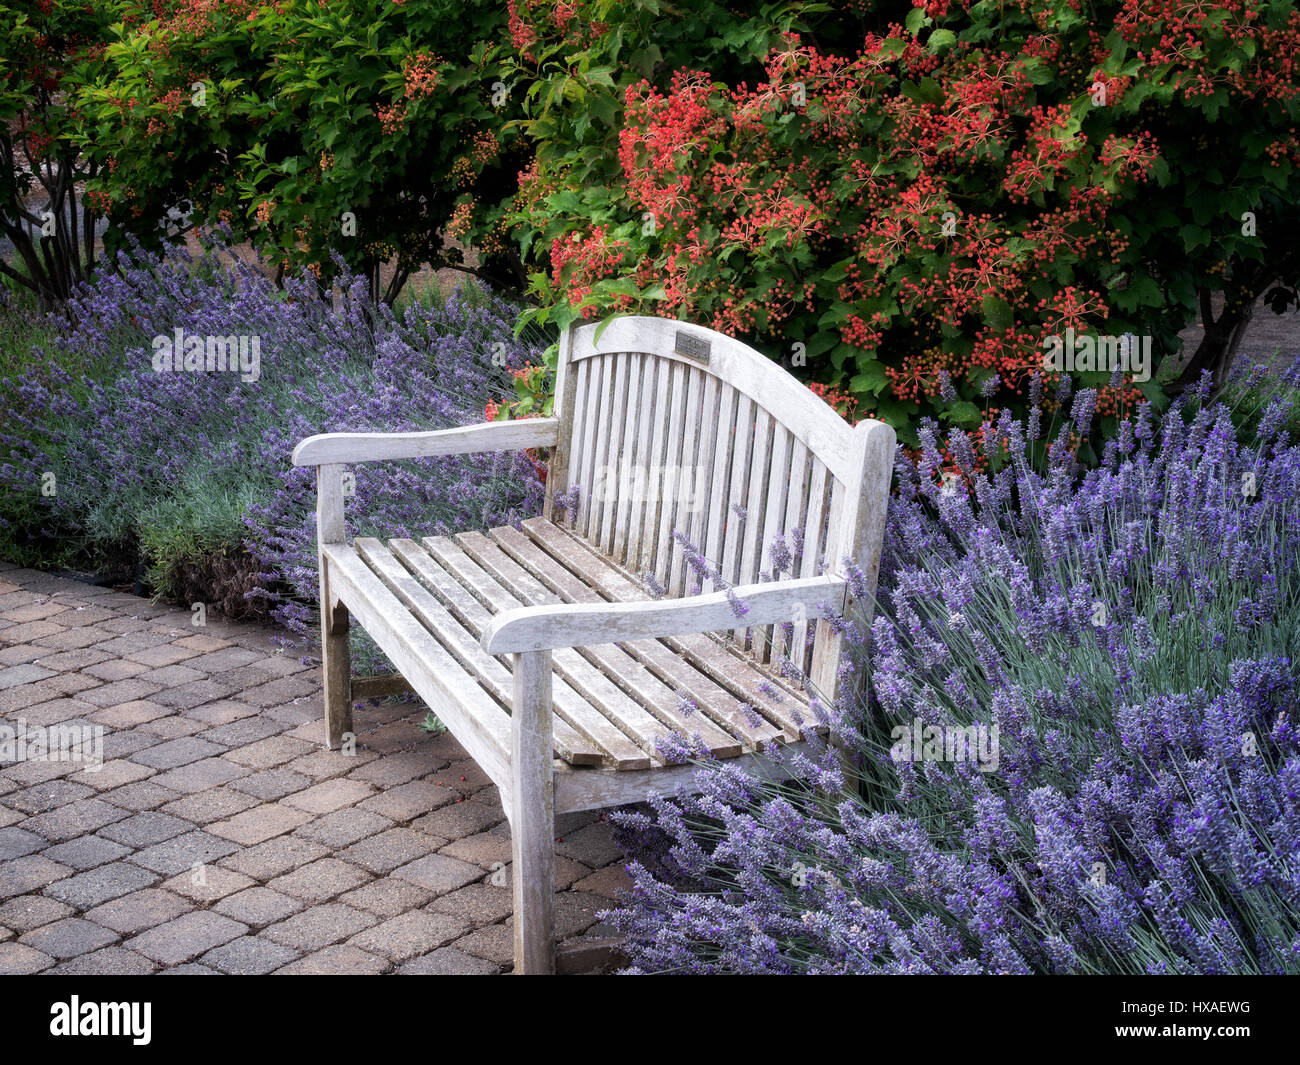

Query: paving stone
[293,808,393,849]
[223,735,314,770]
[438,831,511,870]
[32,648,111,671]
[136,716,207,740]
[428,883,514,928]
[129,830,241,875]
[42,835,132,871]
[172,634,233,652]
[208,803,312,846]
[283,778,375,814]
[82,660,149,682]
[100,730,163,761]
[267,857,371,903]
[186,700,259,726]
[555,821,624,868]
[0,894,75,932]
[158,963,219,974]
[337,878,433,919]
[159,786,259,826]
[151,678,243,711]
[131,735,225,770]
[8,696,98,726]
[134,664,207,689]
[17,917,117,958]
[263,903,377,951]
[23,798,129,842]
[48,946,157,975]
[161,865,256,903]
[455,923,513,967]
[186,647,265,673]
[264,702,322,728]
[85,889,192,935]
[0,621,63,646]
[125,643,201,668]
[70,759,155,791]
[99,810,192,848]
[127,910,248,965]
[99,780,178,812]
[239,674,318,707]
[5,779,94,815]
[33,672,102,697]
[0,826,46,860]
[214,887,304,928]
[196,716,284,749]
[571,864,633,899]
[284,748,377,783]
[358,778,457,822]
[0,941,54,973]
[273,944,389,975]
[506,892,606,940]
[397,947,498,975]
[411,798,503,840]
[228,767,313,801]
[200,935,300,975]
[149,757,247,793]
[391,853,483,897]
[218,835,329,881]
[44,861,156,908]
[89,700,173,728]
[340,827,442,875]
[347,910,469,962]
[0,644,44,666]
[79,679,162,708]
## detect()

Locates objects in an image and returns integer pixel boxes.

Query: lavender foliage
[606,378,1300,975]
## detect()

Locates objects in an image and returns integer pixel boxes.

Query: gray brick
[44,861,157,908]
[99,810,192,848]
[129,830,240,875]
[49,946,157,975]
[5,779,94,815]
[428,883,514,928]
[18,917,117,959]
[263,903,378,951]
[228,767,313,801]
[391,853,483,897]
[218,835,328,881]
[397,947,498,975]
[199,935,299,975]
[346,910,469,962]
[0,894,75,932]
[149,758,247,794]
[132,736,225,770]
[41,835,131,871]
[341,828,440,875]
[0,855,73,899]
[267,857,370,903]
[272,944,389,975]
[22,798,129,843]
[213,887,303,928]
[85,889,191,935]
[294,808,393,849]
[0,826,46,860]
[127,911,248,965]
[0,941,54,973]
[159,786,259,825]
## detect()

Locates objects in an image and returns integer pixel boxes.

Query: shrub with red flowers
[507,0,1300,449]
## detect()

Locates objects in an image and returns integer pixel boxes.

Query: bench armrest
[481,575,847,654]
[292,418,560,467]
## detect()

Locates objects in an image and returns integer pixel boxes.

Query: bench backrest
[542,316,894,699]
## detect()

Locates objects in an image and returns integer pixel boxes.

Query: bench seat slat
[319,543,512,789]
[447,531,745,760]
[353,537,613,769]
[520,518,817,741]
[487,524,791,747]
[384,538,653,770]
[420,535,735,761]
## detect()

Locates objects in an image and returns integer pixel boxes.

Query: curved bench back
[543,315,894,698]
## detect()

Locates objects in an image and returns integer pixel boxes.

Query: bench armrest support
[481,575,847,654]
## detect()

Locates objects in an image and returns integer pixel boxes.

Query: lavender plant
[0,238,544,655]
[606,372,1300,975]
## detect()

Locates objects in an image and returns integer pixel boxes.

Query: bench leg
[320,563,352,750]
[510,650,555,974]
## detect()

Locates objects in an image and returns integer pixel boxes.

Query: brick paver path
[0,563,630,974]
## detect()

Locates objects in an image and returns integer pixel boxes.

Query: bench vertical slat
[769,437,809,665]
[719,393,754,588]
[653,360,688,588]
[636,355,673,579]
[583,354,616,543]
[683,373,721,595]
[623,354,658,570]
[791,457,831,676]
[753,422,793,663]
[701,384,738,594]
[597,353,629,554]
[733,406,773,649]
[572,358,601,532]
[667,365,705,597]
[612,353,642,564]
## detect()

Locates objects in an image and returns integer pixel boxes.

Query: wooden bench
[291,316,894,973]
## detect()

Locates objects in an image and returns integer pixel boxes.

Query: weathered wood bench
[291,316,894,973]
